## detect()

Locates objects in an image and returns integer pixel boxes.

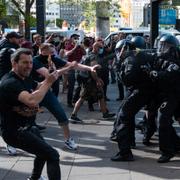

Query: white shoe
[39,176,47,180]
[7,145,17,155]
[65,137,77,150]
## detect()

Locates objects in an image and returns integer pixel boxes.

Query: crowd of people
[0,30,180,179]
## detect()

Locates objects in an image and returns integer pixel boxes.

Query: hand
[91,64,101,72]
[140,64,151,74]
[70,61,78,68]
[46,70,59,84]
[167,63,179,72]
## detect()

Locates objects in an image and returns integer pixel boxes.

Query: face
[41,48,55,56]
[73,37,80,44]
[35,37,42,45]
[13,54,33,78]
[19,37,25,45]
[158,42,171,53]
[10,37,21,45]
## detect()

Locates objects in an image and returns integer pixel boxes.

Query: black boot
[111,152,134,161]
[157,153,174,163]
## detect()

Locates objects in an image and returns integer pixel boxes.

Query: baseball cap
[6,32,23,39]
[70,34,80,39]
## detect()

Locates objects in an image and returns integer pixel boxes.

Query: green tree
[29,15,36,27]
[81,0,96,30]
[82,0,120,31]
[56,18,63,28]
[0,0,6,19]
[10,0,35,40]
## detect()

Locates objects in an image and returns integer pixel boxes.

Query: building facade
[31,1,83,27]
[119,0,149,28]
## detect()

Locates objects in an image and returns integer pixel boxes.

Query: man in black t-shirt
[0,48,71,180]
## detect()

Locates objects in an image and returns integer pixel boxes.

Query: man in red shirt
[65,34,86,107]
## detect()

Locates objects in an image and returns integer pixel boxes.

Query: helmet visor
[158,41,171,53]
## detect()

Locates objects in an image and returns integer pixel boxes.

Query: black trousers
[143,111,157,141]
[117,80,124,100]
[67,69,76,105]
[158,95,180,155]
[115,90,153,155]
[2,126,61,180]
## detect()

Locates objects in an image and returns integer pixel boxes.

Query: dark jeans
[101,69,109,98]
[2,126,61,180]
[40,91,68,126]
[51,78,60,97]
[67,70,76,105]
[116,90,152,155]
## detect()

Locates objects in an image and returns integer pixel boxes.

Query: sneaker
[39,176,47,180]
[69,115,83,124]
[103,112,116,119]
[7,145,17,155]
[27,175,47,180]
[65,137,78,150]
[111,152,134,161]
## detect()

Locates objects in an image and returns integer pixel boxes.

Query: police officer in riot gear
[150,34,180,163]
[111,38,156,161]
[110,39,136,145]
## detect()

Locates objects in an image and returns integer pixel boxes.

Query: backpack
[0,48,16,79]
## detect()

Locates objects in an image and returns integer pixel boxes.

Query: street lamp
[150,0,159,48]
[36,0,46,40]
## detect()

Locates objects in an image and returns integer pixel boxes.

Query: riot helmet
[131,36,146,49]
[115,39,135,61]
[154,33,166,49]
[158,34,179,53]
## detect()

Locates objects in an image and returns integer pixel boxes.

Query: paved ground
[0,83,180,180]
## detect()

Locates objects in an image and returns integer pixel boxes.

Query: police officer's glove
[140,64,151,75]
[149,70,158,81]
[167,63,179,72]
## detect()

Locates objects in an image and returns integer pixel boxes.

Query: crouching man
[0,48,72,180]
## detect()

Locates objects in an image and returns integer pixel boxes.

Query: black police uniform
[111,50,156,161]
[151,51,180,162]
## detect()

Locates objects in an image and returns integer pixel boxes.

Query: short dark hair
[6,31,23,39]
[39,43,55,52]
[70,34,80,39]
[11,48,32,63]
